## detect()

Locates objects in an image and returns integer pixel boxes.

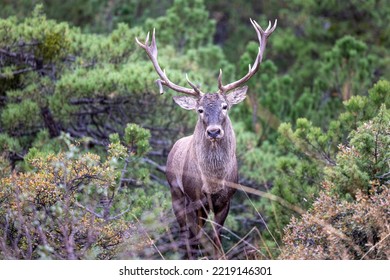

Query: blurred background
[0,0,389,260]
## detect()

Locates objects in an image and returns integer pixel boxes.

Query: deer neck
[192,117,236,193]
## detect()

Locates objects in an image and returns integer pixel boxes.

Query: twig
[0,67,34,78]
[205,219,265,259]
[129,213,165,260]
[236,183,281,252]
[108,207,131,221]
[142,157,166,173]
[224,226,261,257]
[360,232,390,260]
[74,201,103,219]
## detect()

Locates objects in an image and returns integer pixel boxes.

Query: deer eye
[222,104,228,110]
[197,108,204,114]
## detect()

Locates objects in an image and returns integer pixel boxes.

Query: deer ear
[173,96,198,110]
[226,86,248,105]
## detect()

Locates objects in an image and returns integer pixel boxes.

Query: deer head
[172,88,247,141]
[136,19,277,142]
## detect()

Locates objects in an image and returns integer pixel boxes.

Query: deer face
[173,86,247,142]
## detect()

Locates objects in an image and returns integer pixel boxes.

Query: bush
[280,105,390,259]
[0,125,170,259]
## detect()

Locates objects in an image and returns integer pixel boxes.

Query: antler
[218,19,277,94]
[136,29,203,97]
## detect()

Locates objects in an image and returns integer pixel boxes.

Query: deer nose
[207,128,221,139]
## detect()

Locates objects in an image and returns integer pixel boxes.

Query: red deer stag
[136,18,277,259]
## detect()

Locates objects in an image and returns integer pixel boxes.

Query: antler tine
[145,31,150,46]
[269,19,278,33]
[218,69,223,91]
[136,29,203,97]
[218,18,277,94]
[266,20,272,32]
[150,29,158,58]
[186,74,203,96]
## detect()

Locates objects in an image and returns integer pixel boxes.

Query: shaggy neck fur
[193,116,236,193]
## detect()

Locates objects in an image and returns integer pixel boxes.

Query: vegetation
[0,0,389,259]
[281,105,390,259]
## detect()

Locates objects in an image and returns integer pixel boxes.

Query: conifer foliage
[0,1,389,259]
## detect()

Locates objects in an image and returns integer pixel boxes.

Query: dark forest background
[0,0,389,259]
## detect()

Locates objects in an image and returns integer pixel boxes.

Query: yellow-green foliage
[0,150,126,259]
[0,124,169,259]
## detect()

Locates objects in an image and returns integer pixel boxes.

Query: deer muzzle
[206,125,224,141]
